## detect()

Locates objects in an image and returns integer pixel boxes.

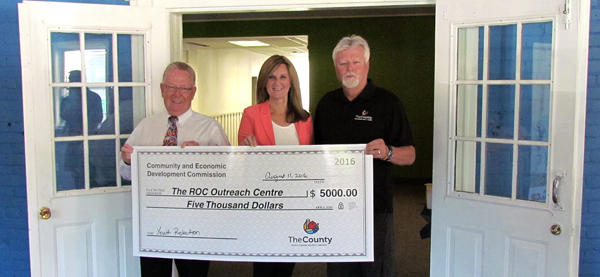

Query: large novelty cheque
[132,144,374,262]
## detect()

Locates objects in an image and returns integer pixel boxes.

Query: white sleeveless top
[272,122,300,145]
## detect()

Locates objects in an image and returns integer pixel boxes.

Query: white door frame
[568,0,590,273]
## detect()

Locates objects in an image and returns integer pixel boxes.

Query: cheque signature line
[146,206,334,211]
[146,235,237,240]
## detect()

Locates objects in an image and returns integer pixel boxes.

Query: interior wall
[185,47,268,115]
[184,16,435,181]
[186,46,311,116]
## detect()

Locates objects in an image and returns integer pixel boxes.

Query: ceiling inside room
[182,5,435,57]
[184,36,309,57]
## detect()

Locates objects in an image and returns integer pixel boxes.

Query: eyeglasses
[163,84,193,92]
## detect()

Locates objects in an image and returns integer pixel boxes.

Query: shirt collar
[164,108,193,125]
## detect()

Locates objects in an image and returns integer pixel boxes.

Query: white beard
[342,72,359,88]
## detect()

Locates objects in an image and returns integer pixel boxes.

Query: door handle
[39,207,51,219]
[551,224,562,235]
[552,175,564,210]
[552,176,560,205]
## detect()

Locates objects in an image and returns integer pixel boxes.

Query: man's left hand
[366,139,388,160]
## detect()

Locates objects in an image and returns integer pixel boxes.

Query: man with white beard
[313,35,416,277]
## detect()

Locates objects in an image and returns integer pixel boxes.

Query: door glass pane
[485,143,513,198]
[519,85,550,141]
[89,139,116,188]
[55,141,85,191]
[487,85,515,139]
[521,22,552,80]
[118,34,145,82]
[55,71,106,136]
[456,85,482,137]
[457,27,484,80]
[93,87,115,135]
[85,33,113,83]
[51,31,145,191]
[51,32,80,83]
[120,138,131,187]
[53,87,81,137]
[453,21,553,204]
[517,145,548,202]
[57,83,89,137]
[85,86,104,135]
[489,24,517,80]
[119,87,145,135]
[455,141,481,193]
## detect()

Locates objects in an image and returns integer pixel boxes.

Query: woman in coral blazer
[237,55,313,277]
[238,55,313,147]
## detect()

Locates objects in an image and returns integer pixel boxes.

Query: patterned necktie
[163,116,178,146]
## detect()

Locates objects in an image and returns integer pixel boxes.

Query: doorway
[181,8,435,276]
[182,10,435,182]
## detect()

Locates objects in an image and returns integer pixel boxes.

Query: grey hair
[332,35,370,63]
[162,61,196,84]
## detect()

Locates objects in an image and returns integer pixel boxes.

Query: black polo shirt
[314,79,414,214]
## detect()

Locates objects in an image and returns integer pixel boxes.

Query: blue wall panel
[1,0,30,275]
[581,0,600,275]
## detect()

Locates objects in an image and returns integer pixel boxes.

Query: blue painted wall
[0,2,28,275]
[580,0,600,275]
[2,0,600,275]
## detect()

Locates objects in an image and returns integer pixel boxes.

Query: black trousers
[253,262,295,277]
[140,257,209,277]
[327,213,396,277]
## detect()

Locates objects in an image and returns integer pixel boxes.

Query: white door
[431,0,589,276]
[19,2,169,276]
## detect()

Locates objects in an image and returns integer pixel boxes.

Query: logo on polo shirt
[355,110,372,121]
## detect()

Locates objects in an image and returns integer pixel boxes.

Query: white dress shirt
[120,109,230,180]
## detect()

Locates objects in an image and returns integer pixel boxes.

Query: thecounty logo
[289,218,332,245]
[303,218,319,234]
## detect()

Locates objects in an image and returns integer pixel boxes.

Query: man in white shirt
[120,61,230,277]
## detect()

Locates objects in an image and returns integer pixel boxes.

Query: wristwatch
[385,145,394,162]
